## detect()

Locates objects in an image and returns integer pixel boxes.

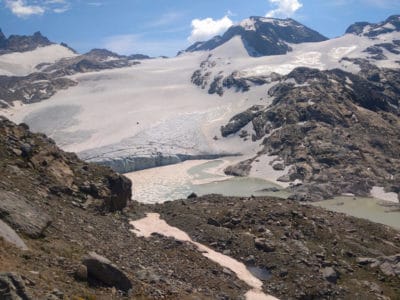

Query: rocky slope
[220,63,400,201]
[0,118,399,299]
[155,195,400,300]
[184,16,328,57]
[0,118,250,299]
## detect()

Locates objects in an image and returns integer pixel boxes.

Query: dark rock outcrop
[0,73,77,107]
[0,118,132,212]
[221,105,263,137]
[0,31,52,54]
[346,15,400,37]
[106,174,132,212]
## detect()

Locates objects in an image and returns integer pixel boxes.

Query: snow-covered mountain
[346,14,400,37]
[1,15,400,201]
[184,16,328,57]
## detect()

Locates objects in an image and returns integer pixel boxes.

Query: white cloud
[266,0,303,18]
[188,16,233,42]
[5,0,45,17]
[4,0,70,17]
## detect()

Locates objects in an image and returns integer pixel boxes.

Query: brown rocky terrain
[0,117,399,299]
[0,118,251,299]
[154,195,400,299]
[220,64,400,201]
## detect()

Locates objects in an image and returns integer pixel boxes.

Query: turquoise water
[128,159,400,230]
[182,159,288,199]
[312,197,400,230]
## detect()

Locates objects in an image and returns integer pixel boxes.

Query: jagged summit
[184,16,328,57]
[346,14,400,37]
[0,29,52,54]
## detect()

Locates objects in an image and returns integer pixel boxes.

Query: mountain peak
[184,16,327,57]
[346,15,400,37]
[0,29,52,53]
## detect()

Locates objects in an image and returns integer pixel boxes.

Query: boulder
[322,267,339,284]
[254,238,276,252]
[378,254,400,276]
[82,252,133,292]
[0,272,31,300]
[0,220,28,250]
[0,191,52,238]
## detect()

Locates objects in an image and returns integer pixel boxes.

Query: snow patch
[240,18,257,31]
[371,187,399,203]
[130,213,279,300]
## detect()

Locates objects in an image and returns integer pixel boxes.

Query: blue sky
[1,0,399,56]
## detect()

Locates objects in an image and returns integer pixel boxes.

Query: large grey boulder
[376,254,400,277]
[0,220,28,250]
[322,267,339,284]
[82,252,133,292]
[0,191,52,238]
[0,272,31,300]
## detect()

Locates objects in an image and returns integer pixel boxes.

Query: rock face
[0,73,77,107]
[346,15,400,37]
[221,105,263,137]
[221,65,400,200]
[0,30,52,54]
[0,118,132,213]
[184,16,328,57]
[0,191,52,238]
[106,174,132,212]
[82,252,133,292]
[0,272,31,300]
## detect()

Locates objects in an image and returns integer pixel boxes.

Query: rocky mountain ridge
[0,34,149,108]
[346,15,400,38]
[0,30,53,54]
[184,16,328,57]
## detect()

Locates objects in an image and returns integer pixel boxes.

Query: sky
[0,0,399,57]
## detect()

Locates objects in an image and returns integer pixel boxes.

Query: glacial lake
[125,159,400,230]
[125,159,289,204]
